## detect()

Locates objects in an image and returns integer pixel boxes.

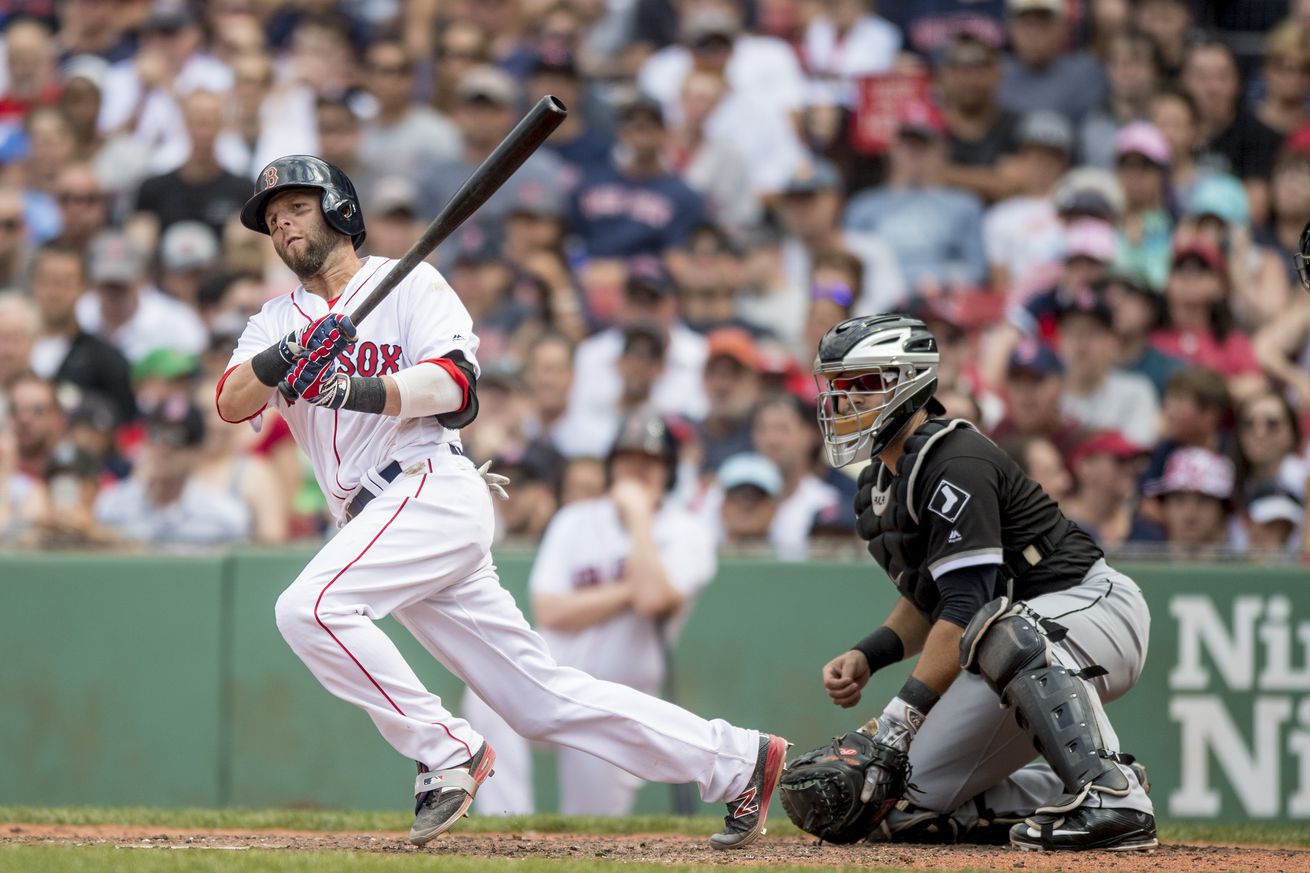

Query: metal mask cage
[815,365,923,466]
[1297,250,1310,293]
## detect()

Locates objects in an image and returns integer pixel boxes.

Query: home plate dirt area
[4,824,1310,872]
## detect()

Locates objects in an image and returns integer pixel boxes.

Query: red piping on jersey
[291,292,313,324]
[418,358,469,412]
[331,411,350,497]
[338,258,388,313]
[311,472,470,759]
[214,364,267,423]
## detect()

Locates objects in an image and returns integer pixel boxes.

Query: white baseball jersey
[530,496,717,690]
[221,256,480,518]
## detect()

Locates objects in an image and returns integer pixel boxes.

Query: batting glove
[299,313,357,354]
[306,371,353,410]
[477,460,511,500]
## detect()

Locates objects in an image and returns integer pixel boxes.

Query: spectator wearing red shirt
[0,19,61,124]
[1150,241,1266,402]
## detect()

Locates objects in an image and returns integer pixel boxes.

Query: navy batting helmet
[240,155,366,249]
[608,409,680,491]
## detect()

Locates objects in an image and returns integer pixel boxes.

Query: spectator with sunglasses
[1232,390,1307,501]
[801,249,859,365]
[360,38,461,184]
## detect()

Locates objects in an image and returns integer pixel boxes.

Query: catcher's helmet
[1297,219,1310,293]
[607,408,680,491]
[240,155,366,249]
[813,314,940,466]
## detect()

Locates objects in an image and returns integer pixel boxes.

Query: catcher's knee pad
[960,598,1129,802]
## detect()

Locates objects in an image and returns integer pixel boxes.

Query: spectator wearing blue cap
[991,338,1086,462]
[717,451,782,552]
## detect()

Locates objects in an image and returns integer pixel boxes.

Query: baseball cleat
[709,734,790,850]
[409,742,496,846]
[1009,807,1158,852]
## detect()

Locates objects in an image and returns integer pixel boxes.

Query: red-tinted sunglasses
[829,372,898,393]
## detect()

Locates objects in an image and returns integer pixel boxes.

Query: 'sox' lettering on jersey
[337,343,403,377]
[928,480,972,523]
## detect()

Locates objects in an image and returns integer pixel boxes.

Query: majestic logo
[947,530,962,544]
[262,165,278,189]
[929,480,971,522]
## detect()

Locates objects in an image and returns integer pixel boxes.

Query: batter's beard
[275,225,337,279]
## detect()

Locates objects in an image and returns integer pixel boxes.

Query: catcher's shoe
[1009,807,1158,852]
[710,734,790,850]
[409,742,496,846]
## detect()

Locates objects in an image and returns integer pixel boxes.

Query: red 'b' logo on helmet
[262,165,278,189]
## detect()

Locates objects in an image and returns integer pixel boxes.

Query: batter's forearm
[911,620,965,696]
[216,361,277,423]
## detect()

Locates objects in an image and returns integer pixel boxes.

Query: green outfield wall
[1,550,1305,823]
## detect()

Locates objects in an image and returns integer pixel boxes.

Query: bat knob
[277,379,298,404]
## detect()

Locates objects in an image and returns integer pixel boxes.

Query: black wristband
[853,626,904,674]
[251,343,291,387]
[341,376,387,414]
[897,676,941,715]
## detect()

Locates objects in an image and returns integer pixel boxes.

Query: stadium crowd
[0,0,1307,561]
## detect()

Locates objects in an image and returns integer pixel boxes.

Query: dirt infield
[4,823,1310,872]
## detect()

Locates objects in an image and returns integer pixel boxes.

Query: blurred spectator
[468,410,714,815]
[28,242,135,424]
[430,21,490,115]
[937,31,1023,204]
[493,440,565,541]
[934,385,984,427]
[1062,430,1159,550]
[1233,390,1306,499]
[561,256,708,455]
[638,1,806,128]
[1080,29,1163,170]
[65,391,128,481]
[55,0,135,62]
[1114,121,1174,290]
[422,67,565,268]
[361,177,422,260]
[992,339,1085,460]
[800,0,899,109]
[775,160,906,342]
[528,46,614,179]
[156,221,220,306]
[1181,38,1281,224]
[1242,483,1304,558]
[1149,86,1217,209]
[1147,365,1232,484]
[882,0,1006,58]
[0,185,28,289]
[75,229,208,364]
[1182,173,1289,330]
[696,328,761,475]
[50,161,110,253]
[747,393,839,561]
[192,385,290,545]
[56,56,153,205]
[313,95,370,199]
[568,94,703,260]
[278,11,358,102]
[23,106,79,213]
[1253,21,1310,137]
[0,294,37,389]
[982,110,1074,297]
[802,249,860,364]
[1261,147,1310,292]
[128,89,251,247]
[98,2,234,174]
[844,99,986,294]
[358,37,460,183]
[1000,0,1106,123]
[0,18,60,122]
[1145,446,1238,556]
[215,49,318,179]
[28,440,118,549]
[7,371,64,486]
[521,332,575,454]
[1056,287,1158,447]
[560,456,607,506]
[1101,267,1185,397]
[998,432,1073,503]
[1131,0,1194,80]
[1150,242,1265,402]
[671,223,753,335]
[666,68,761,231]
[93,396,250,548]
[717,451,781,550]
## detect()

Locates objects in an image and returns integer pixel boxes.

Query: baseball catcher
[779,315,1156,851]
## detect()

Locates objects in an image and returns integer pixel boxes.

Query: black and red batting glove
[279,313,357,402]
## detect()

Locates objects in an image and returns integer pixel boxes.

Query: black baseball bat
[349,95,567,326]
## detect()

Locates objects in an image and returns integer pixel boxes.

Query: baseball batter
[778,315,1155,851]
[464,411,717,815]
[214,155,786,848]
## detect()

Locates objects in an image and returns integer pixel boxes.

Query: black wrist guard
[341,376,387,414]
[251,340,293,387]
[853,626,904,674]
[896,676,941,715]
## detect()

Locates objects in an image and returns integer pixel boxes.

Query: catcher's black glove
[779,715,913,843]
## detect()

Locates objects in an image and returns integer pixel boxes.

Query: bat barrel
[348,95,568,326]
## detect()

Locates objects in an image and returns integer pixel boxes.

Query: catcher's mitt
[778,719,911,843]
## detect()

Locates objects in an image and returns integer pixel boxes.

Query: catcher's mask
[813,315,940,467]
[1297,219,1310,293]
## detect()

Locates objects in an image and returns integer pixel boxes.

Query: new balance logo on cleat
[732,786,759,818]
[947,530,962,544]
